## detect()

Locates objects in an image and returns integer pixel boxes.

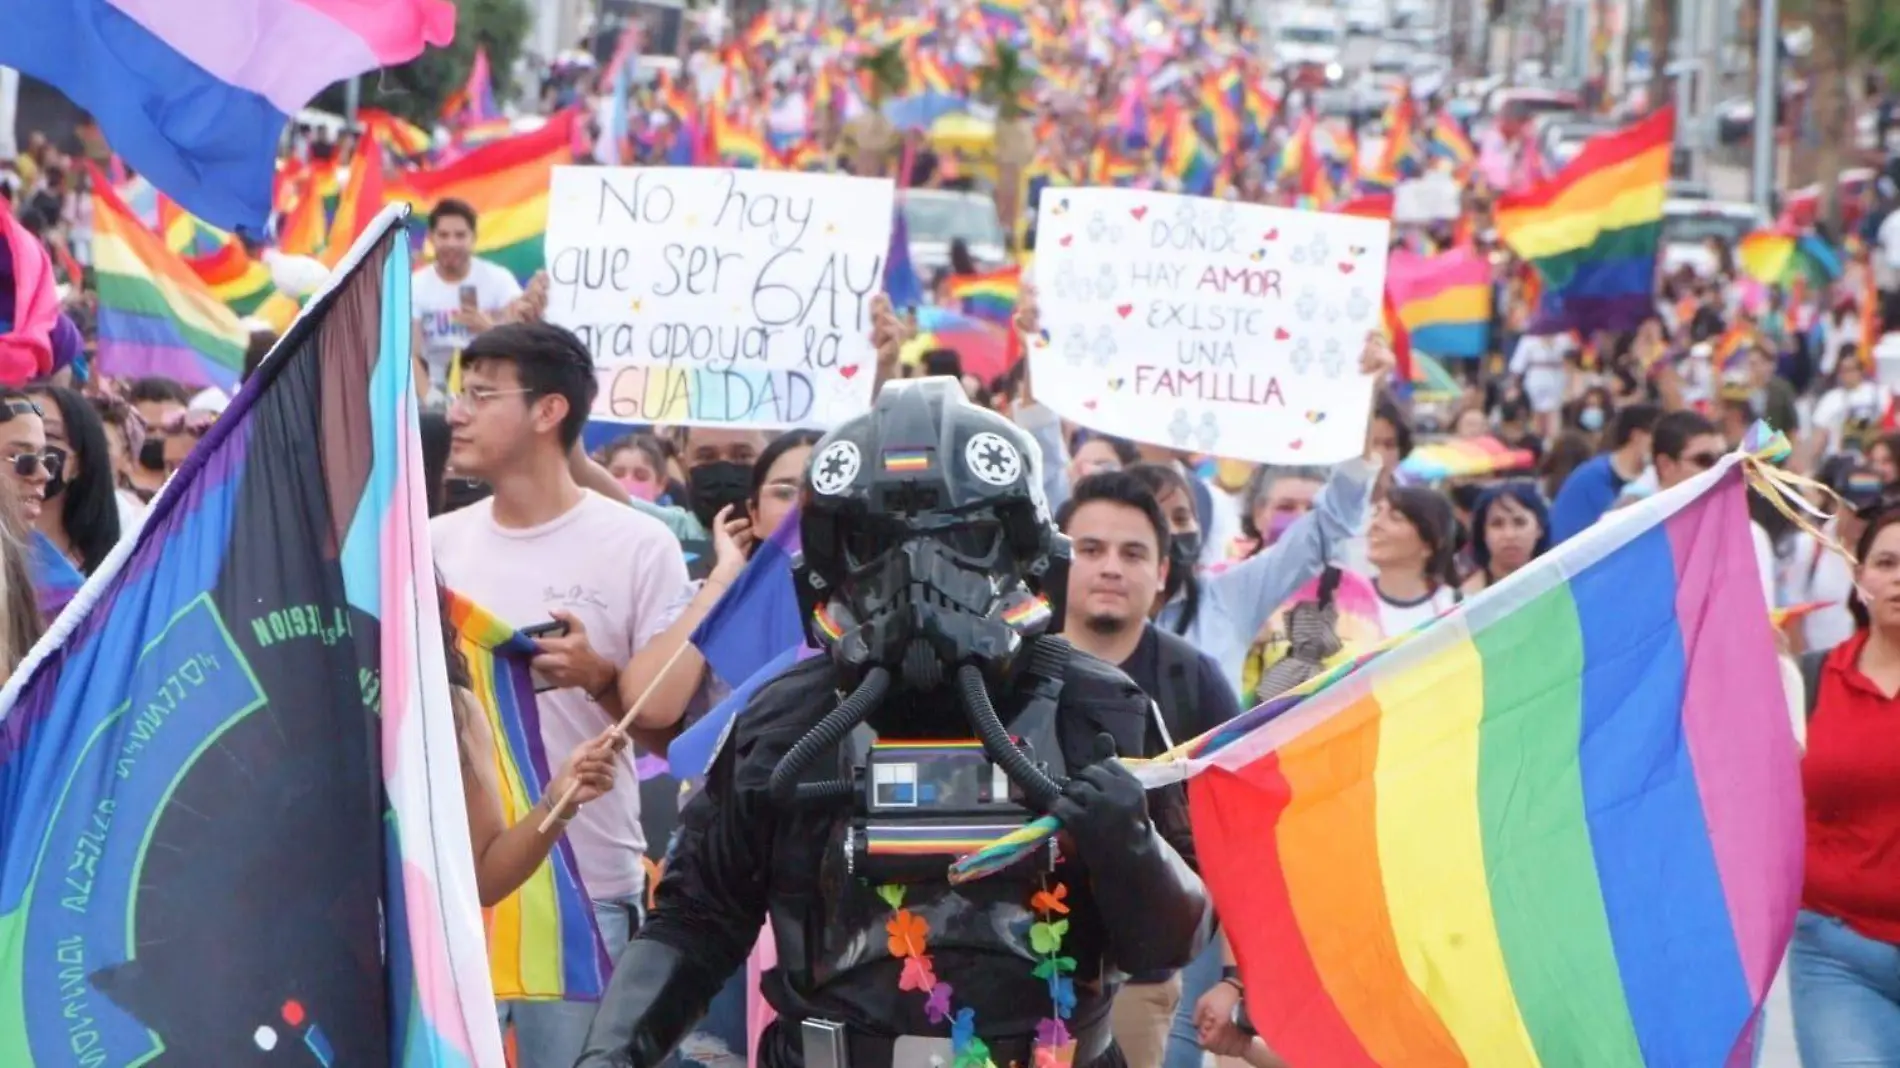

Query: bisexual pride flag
[0,209,505,1067]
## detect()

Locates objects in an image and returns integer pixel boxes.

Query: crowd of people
[7,0,1900,1064]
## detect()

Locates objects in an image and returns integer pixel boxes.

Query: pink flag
[0,205,57,385]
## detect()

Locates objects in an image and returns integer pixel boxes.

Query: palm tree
[845,43,911,177]
[1809,0,1852,226]
[975,43,1038,235]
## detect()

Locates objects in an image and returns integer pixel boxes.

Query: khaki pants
[1110,973,1182,1068]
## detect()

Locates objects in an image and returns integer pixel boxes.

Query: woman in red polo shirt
[1793,506,1900,1064]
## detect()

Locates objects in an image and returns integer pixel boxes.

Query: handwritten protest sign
[1030,187,1391,464]
[545,166,894,427]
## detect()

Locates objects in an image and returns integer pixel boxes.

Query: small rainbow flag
[446,591,611,1003]
[1737,230,1843,289]
[88,164,249,388]
[399,109,582,283]
[1398,435,1537,483]
[947,266,1020,327]
[979,0,1027,35]
[882,448,932,471]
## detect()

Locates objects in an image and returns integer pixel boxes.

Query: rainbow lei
[878,879,1076,1068]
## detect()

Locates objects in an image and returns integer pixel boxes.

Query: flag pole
[537,636,699,832]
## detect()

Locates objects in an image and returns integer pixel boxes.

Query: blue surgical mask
[1579,407,1606,432]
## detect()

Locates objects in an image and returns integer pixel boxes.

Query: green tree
[314,0,531,128]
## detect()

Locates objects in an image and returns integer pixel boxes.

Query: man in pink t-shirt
[430,322,689,1068]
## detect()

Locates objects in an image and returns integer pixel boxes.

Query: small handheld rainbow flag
[447,591,611,1002]
[947,266,1021,327]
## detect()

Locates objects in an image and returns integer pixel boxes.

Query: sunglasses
[1684,452,1722,470]
[9,447,64,481]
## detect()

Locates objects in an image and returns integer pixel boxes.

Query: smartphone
[523,620,569,693]
[458,284,479,312]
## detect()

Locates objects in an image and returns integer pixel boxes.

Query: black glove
[1048,732,1150,862]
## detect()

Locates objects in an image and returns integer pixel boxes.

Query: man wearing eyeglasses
[0,391,60,526]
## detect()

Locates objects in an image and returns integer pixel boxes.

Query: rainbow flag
[0,209,507,1068]
[712,110,768,168]
[0,0,451,230]
[952,457,1803,1065]
[979,0,1027,35]
[1386,246,1493,358]
[359,108,435,160]
[89,165,249,389]
[1398,435,1537,483]
[1428,111,1476,171]
[1495,107,1672,333]
[400,109,581,283]
[1159,112,1219,196]
[184,239,301,332]
[1172,457,1800,1067]
[445,592,611,1002]
[1737,230,1843,289]
[324,136,389,268]
[947,266,1021,327]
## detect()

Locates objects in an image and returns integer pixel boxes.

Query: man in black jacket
[577,379,1211,1068]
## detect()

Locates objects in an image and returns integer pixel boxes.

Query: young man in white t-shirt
[412,198,526,390]
[431,321,689,1068]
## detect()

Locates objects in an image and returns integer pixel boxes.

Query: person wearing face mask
[601,434,678,505]
[1548,402,1659,545]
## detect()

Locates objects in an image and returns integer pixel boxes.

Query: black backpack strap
[1800,648,1830,721]
[1152,629,1203,745]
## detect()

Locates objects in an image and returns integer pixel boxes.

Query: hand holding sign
[545,167,895,429]
[1030,187,1391,463]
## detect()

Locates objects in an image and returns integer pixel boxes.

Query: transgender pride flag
[0,208,504,1067]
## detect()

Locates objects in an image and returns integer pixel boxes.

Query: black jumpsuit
[575,652,1212,1068]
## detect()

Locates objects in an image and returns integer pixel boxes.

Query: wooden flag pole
[537,637,697,833]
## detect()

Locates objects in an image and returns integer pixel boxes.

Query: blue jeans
[1162,942,1223,1068]
[500,896,642,1068]
[1791,908,1900,1066]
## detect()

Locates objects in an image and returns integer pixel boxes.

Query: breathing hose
[768,666,892,803]
[959,662,1067,812]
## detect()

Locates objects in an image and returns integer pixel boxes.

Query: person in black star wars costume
[576,378,1211,1068]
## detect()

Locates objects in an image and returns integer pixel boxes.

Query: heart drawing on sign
[1115,304,1134,319]
[1130,206,1149,220]
[629,298,643,312]
[1249,250,1267,262]
[1053,197,1070,215]
[1083,399,1100,411]
[1289,439,1304,451]
[1060,234,1074,246]
[1107,377,1126,391]
[1263,228,1279,241]
[1035,328,1052,347]
[839,364,861,380]
[1338,262,1356,274]
[1305,410,1327,424]
[1274,326,1291,341]
[1349,244,1367,257]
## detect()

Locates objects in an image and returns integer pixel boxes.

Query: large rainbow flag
[955,455,1802,1065]
[400,109,582,282]
[89,165,250,389]
[445,591,611,1001]
[0,208,505,1067]
[1386,246,1493,359]
[1495,107,1673,334]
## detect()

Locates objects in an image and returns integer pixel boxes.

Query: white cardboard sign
[1031,186,1392,463]
[545,165,895,427]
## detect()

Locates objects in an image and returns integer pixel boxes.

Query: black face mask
[688,461,752,530]
[138,438,167,473]
[1163,530,1201,604]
